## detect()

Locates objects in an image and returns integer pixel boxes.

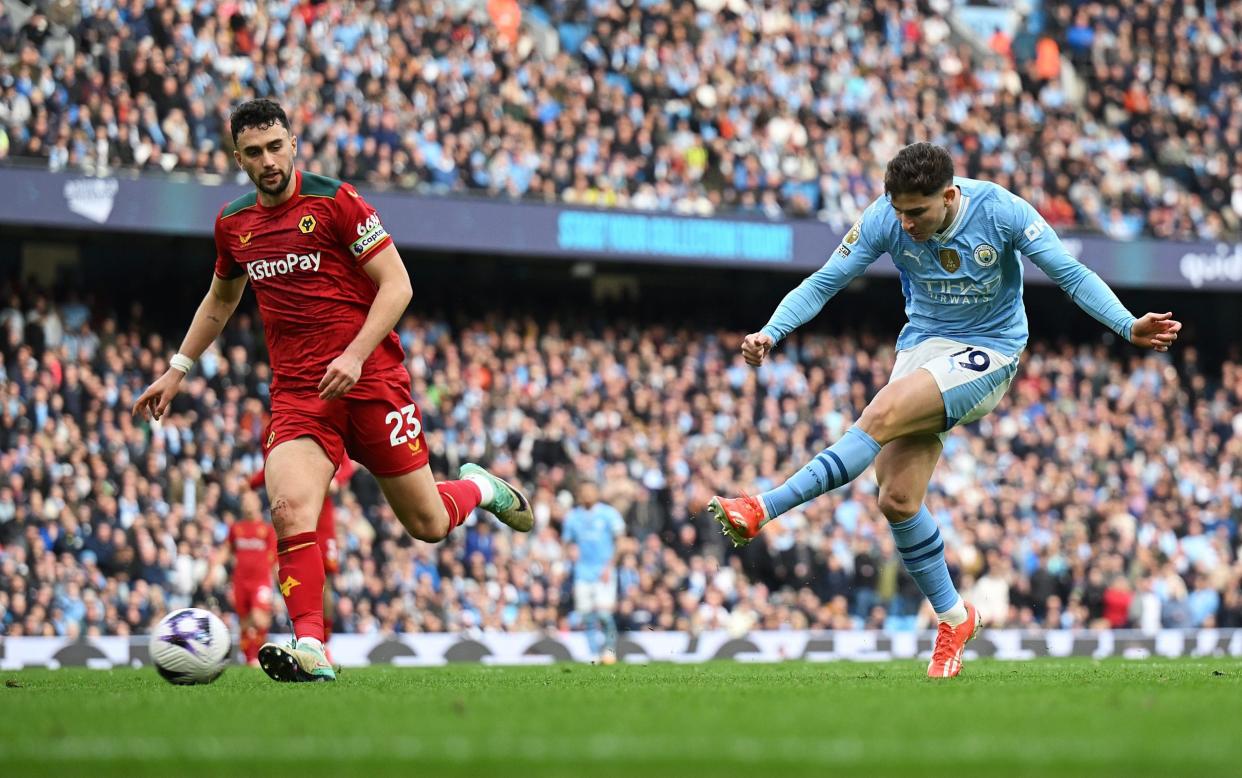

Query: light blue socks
[888,505,959,614]
[760,425,882,519]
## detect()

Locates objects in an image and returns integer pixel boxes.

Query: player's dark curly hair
[884,143,955,197]
[229,99,290,144]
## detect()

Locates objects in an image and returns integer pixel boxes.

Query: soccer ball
[149,608,231,685]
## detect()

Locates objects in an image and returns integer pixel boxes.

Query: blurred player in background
[249,458,353,653]
[563,481,625,665]
[225,489,277,666]
[710,142,1182,678]
[133,99,534,683]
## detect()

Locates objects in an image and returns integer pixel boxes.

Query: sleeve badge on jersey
[973,244,998,267]
[938,248,961,273]
[350,213,389,258]
[298,214,317,234]
[844,222,861,245]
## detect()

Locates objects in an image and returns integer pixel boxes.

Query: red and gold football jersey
[228,518,277,583]
[213,171,404,392]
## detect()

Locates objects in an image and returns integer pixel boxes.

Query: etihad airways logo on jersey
[920,275,1002,305]
[351,213,389,258]
[247,252,321,281]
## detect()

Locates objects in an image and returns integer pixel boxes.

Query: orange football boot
[927,601,983,678]
[708,494,767,548]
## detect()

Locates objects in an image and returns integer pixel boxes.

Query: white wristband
[169,353,194,374]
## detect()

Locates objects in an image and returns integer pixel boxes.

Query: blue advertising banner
[1,167,1238,290]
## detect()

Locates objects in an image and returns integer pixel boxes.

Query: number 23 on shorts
[386,402,423,447]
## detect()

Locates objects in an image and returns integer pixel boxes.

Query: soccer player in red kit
[227,489,278,665]
[132,99,533,682]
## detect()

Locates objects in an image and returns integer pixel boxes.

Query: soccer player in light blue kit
[563,481,626,664]
[709,143,1181,677]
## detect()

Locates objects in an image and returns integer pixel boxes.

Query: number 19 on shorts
[386,403,423,447]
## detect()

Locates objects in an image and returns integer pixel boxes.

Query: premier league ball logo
[150,608,231,685]
[161,611,213,657]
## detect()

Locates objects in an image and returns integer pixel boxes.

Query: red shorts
[263,366,429,478]
[318,495,339,574]
[233,581,274,618]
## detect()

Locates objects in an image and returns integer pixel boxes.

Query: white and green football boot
[257,637,336,683]
[460,463,534,532]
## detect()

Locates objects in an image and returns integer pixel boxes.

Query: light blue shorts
[890,337,1020,441]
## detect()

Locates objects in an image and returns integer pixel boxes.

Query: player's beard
[253,165,292,196]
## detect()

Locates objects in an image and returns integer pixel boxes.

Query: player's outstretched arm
[131,275,247,420]
[749,212,882,365]
[1129,311,1182,353]
[1011,196,1172,348]
[318,244,412,401]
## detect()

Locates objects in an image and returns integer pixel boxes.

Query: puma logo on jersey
[247,252,321,281]
[239,231,254,246]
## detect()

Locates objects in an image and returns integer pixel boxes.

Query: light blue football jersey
[760,177,1136,357]
[563,503,625,584]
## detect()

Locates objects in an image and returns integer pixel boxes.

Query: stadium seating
[0,283,1238,638]
[0,0,1238,238]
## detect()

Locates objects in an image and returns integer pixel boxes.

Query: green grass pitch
[2,659,1240,777]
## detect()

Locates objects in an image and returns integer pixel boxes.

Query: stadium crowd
[0,0,1239,239]
[0,281,1240,640]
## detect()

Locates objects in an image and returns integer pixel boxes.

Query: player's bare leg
[856,368,948,442]
[376,465,455,540]
[873,434,941,524]
[376,463,533,542]
[258,438,336,682]
[876,431,980,677]
[713,369,946,546]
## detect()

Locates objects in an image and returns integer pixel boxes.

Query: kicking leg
[712,369,946,546]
